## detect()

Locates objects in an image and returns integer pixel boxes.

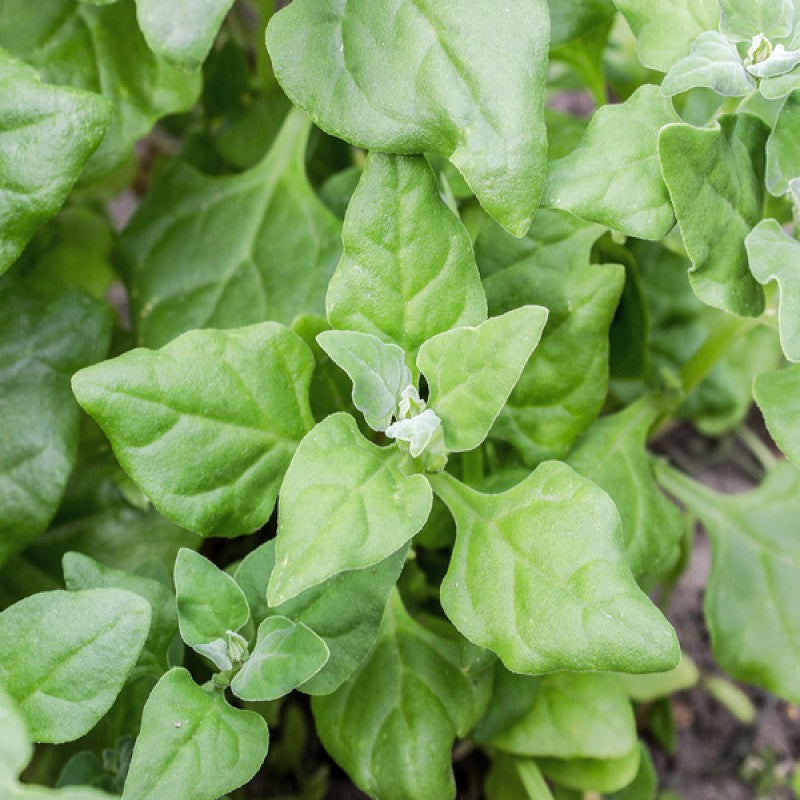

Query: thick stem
[461,447,484,486]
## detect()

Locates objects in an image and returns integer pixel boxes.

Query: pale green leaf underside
[746,219,800,362]
[418,306,548,452]
[719,0,794,41]
[432,463,679,674]
[618,652,700,701]
[0,49,110,274]
[766,90,800,196]
[72,322,315,538]
[311,592,491,800]
[754,366,800,466]
[121,109,342,348]
[317,330,411,432]
[658,115,768,317]
[0,687,30,784]
[268,413,432,605]
[656,462,800,703]
[231,616,329,702]
[491,673,636,759]
[661,32,755,97]
[567,396,684,579]
[542,84,679,239]
[267,0,550,235]
[0,589,150,743]
[174,549,249,650]
[122,668,268,800]
[538,744,642,793]
[326,153,486,358]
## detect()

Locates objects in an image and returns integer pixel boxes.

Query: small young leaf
[174,549,249,664]
[0,589,150,743]
[0,687,30,785]
[658,114,768,316]
[316,330,411,431]
[268,413,431,604]
[63,552,178,678]
[491,673,636,759]
[417,306,549,453]
[121,668,268,800]
[326,153,486,358]
[72,322,315,538]
[311,592,492,800]
[542,85,680,240]
[266,0,550,235]
[431,463,679,674]
[656,461,800,703]
[745,219,800,361]
[747,44,800,77]
[766,89,800,196]
[235,541,408,695]
[718,0,794,41]
[0,50,110,274]
[231,616,329,702]
[754,365,800,466]
[485,756,554,800]
[538,744,642,793]
[661,32,755,97]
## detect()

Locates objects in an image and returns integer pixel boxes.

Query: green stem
[461,447,484,487]
[737,426,778,472]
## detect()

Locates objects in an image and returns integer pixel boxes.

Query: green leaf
[268,413,432,604]
[485,755,554,800]
[661,32,755,97]
[72,322,315,538]
[120,110,342,348]
[658,114,768,316]
[656,461,800,703]
[539,745,641,793]
[618,653,700,701]
[761,63,800,97]
[0,687,30,786]
[542,85,680,240]
[0,589,150,743]
[121,668,268,800]
[606,743,658,800]
[326,154,486,359]
[766,90,800,196]
[231,616,329,702]
[718,0,794,41]
[235,541,408,695]
[418,306,548,453]
[566,397,683,579]
[174,549,249,663]
[311,592,492,800]
[491,673,636,759]
[0,280,111,566]
[746,219,800,361]
[613,0,720,71]
[266,0,550,235]
[316,330,411,432]
[0,50,110,274]
[63,552,178,678]
[754,365,800,466]
[0,0,200,180]
[483,212,624,464]
[431,463,679,674]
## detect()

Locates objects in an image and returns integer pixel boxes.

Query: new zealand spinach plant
[2,0,800,798]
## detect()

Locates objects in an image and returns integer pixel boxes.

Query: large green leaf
[718,0,794,40]
[0,589,150,743]
[267,413,431,604]
[541,85,679,240]
[418,306,549,453]
[658,114,768,316]
[483,212,623,464]
[120,110,342,348]
[0,50,110,274]
[235,540,407,695]
[613,0,720,71]
[491,673,636,759]
[754,365,800,466]
[567,396,683,579]
[311,592,492,800]
[266,0,550,236]
[766,90,800,196]
[72,322,314,538]
[0,280,111,566]
[122,668,268,800]
[0,0,199,180]
[746,219,800,362]
[326,153,486,359]
[656,461,800,703]
[431,463,679,674]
